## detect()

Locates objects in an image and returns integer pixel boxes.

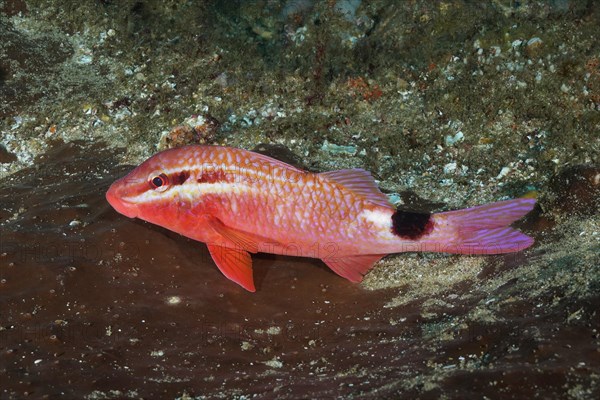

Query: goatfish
[106,145,536,292]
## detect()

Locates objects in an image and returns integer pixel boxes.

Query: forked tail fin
[433,198,536,255]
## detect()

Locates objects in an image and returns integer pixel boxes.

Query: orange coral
[346,77,382,102]
[585,57,600,106]
[162,115,220,149]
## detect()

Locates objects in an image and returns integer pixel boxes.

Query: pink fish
[106,145,536,292]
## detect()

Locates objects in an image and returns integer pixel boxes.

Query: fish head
[106,148,191,224]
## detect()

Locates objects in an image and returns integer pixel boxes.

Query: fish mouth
[106,183,138,219]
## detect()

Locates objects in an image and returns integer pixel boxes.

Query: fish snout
[106,179,138,218]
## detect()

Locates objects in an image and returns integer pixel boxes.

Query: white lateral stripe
[125,182,257,204]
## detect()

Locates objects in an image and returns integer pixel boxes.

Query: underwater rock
[0,0,27,16]
[0,144,18,163]
[525,37,544,57]
[0,18,71,117]
[159,115,220,150]
[252,143,306,170]
[547,164,600,216]
[320,139,356,155]
[281,0,314,19]
[334,0,362,21]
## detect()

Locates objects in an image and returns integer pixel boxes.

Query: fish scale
[106,145,537,292]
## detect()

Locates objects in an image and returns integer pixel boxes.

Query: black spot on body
[391,210,434,240]
[172,170,190,185]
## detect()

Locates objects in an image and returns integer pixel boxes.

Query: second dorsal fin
[319,169,394,209]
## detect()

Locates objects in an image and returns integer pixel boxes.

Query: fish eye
[149,173,169,192]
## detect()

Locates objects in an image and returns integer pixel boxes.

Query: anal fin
[322,254,386,283]
[207,244,256,292]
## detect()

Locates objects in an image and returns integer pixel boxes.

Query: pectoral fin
[322,254,385,283]
[204,217,262,253]
[206,244,256,292]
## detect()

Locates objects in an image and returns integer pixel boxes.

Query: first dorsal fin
[319,169,394,209]
[246,148,305,173]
